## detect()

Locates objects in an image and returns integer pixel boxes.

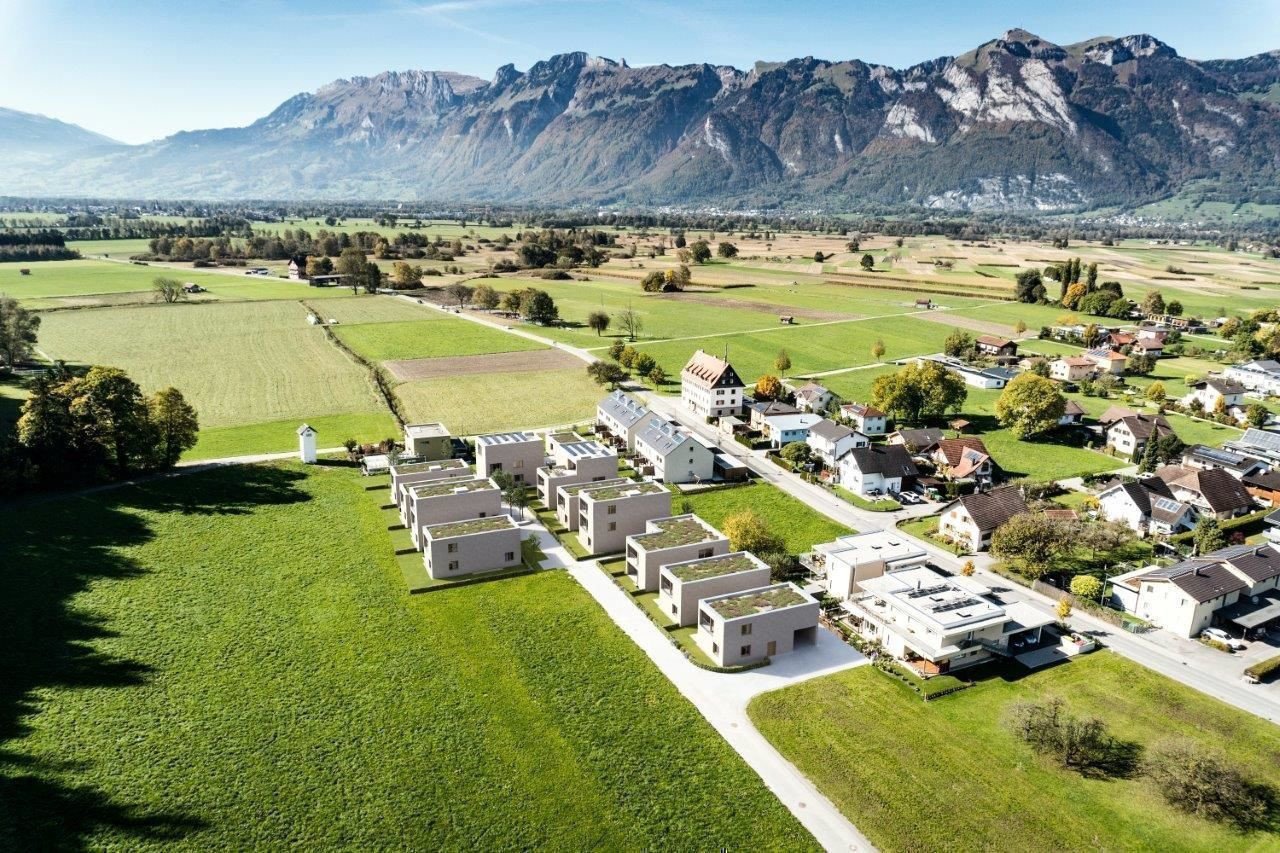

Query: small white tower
[297,423,318,464]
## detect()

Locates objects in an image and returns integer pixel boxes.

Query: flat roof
[559,440,615,459]
[391,459,468,475]
[632,515,723,551]
[558,477,628,497]
[859,566,1005,630]
[405,422,450,438]
[425,516,515,538]
[667,551,763,582]
[580,481,667,501]
[817,530,927,567]
[706,583,810,619]
[409,477,496,499]
[476,431,538,445]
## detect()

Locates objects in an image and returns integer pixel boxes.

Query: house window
[479,512,486,518]
[740,645,751,656]
[447,543,458,553]
[514,460,524,469]
[448,560,459,571]
[712,642,719,654]
[741,623,752,636]
[607,505,616,515]
[505,551,515,561]
[608,522,616,531]
[698,548,714,559]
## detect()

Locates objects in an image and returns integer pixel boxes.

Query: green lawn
[0,462,814,850]
[37,301,384,428]
[184,411,400,460]
[750,653,1280,852]
[628,315,956,381]
[681,482,853,554]
[334,317,545,362]
[395,368,601,434]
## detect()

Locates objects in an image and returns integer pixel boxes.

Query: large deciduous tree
[0,295,41,367]
[870,360,967,424]
[995,373,1067,439]
[148,387,199,467]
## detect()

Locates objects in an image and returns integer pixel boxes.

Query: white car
[1201,628,1247,650]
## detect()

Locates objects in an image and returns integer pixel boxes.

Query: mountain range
[3,30,1280,211]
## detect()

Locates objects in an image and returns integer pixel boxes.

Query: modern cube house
[624,514,729,592]
[555,477,629,532]
[576,481,672,556]
[403,422,452,460]
[695,583,820,667]
[390,459,472,523]
[476,431,544,485]
[422,516,522,580]
[405,477,503,549]
[658,551,772,626]
[536,436,618,510]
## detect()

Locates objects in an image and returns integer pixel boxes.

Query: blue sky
[3,0,1278,144]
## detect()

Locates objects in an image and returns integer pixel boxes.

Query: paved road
[519,520,874,851]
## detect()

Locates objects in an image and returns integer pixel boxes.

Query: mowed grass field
[682,482,853,554]
[750,653,1280,852]
[396,368,601,434]
[334,316,546,362]
[0,462,813,850]
[37,302,382,428]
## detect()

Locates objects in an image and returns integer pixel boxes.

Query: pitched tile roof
[808,419,857,442]
[935,437,990,468]
[1108,413,1173,441]
[1158,466,1254,513]
[636,414,696,456]
[598,390,649,429]
[682,349,743,388]
[1062,399,1086,416]
[946,486,1029,532]
[977,335,1014,348]
[844,444,919,478]
[1145,561,1248,603]
[1194,377,1246,396]
[891,427,945,452]
[842,401,885,419]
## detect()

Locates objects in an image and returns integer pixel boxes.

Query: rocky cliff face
[6,31,1280,209]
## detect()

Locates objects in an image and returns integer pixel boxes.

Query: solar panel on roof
[1242,429,1280,451]
[1153,497,1183,513]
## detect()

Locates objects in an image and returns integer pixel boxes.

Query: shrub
[1144,740,1273,829]
[1069,575,1103,600]
[1244,654,1280,682]
[1009,698,1134,776]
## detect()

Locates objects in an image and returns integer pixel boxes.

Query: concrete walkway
[565,557,873,852]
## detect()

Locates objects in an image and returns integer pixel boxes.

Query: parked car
[1201,627,1247,650]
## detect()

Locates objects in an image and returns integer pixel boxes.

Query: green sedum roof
[583,481,666,501]
[709,585,807,619]
[634,516,721,551]
[410,478,496,499]
[668,552,760,582]
[426,516,513,538]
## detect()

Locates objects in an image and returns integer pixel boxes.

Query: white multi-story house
[809,530,929,600]
[476,431,544,484]
[596,391,651,451]
[791,381,833,413]
[1086,348,1127,375]
[840,402,888,436]
[1225,360,1280,397]
[1097,477,1196,536]
[763,412,824,449]
[681,350,745,419]
[1049,357,1096,382]
[633,414,715,484]
[1182,377,1245,413]
[848,565,1054,674]
[1113,544,1280,637]
[1104,413,1174,458]
[838,445,918,496]
[536,435,618,510]
[937,487,1029,552]
[805,419,868,467]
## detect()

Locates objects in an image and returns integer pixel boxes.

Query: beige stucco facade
[391,460,472,523]
[695,583,820,667]
[406,479,503,549]
[658,553,771,626]
[423,517,522,579]
[476,432,544,485]
[624,515,729,592]
[577,482,672,556]
[404,422,452,460]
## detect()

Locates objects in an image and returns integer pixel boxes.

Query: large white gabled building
[633,414,715,484]
[681,349,745,419]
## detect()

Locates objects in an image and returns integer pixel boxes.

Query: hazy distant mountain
[6,31,1280,211]
[0,107,122,165]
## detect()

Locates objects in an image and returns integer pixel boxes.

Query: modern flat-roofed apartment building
[405,477,503,549]
[577,481,672,556]
[555,477,629,532]
[390,459,472,524]
[624,514,729,592]
[658,551,772,627]
[695,583,820,666]
[476,431,544,484]
[422,516,523,580]
[536,435,618,510]
[403,422,452,460]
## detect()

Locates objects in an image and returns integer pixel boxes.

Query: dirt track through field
[664,291,855,322]
[385,347,582,381]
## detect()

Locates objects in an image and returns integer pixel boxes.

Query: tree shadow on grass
[0,464,309,849]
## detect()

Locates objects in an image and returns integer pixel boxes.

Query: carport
[1219,592,1280,638]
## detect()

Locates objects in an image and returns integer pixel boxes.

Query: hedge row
[1245,654,1280,681]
